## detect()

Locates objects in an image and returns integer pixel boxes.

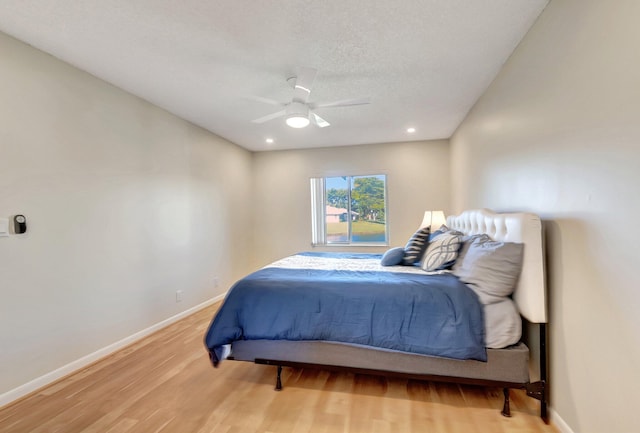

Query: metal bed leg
[275,365,283,391]
[501,388,512,417]
[526,381,548,423]
[539,322,549,424]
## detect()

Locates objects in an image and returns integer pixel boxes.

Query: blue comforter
[204,253,486,365]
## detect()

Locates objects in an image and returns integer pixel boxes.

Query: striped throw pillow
[402,227,431,265]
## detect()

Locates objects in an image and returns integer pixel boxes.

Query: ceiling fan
[249,67,371,128]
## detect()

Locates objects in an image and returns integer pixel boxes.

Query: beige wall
[450,1,640,432]
[0,33,253,397]
[251,140,450,267]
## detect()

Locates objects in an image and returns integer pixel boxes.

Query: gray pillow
[455,234,492,264]
[452,236,524,305]
[420,232,462,271]
[402,227,431,265]
[380,247,405,266]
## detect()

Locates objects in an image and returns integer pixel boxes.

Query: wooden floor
[0,303,558,433]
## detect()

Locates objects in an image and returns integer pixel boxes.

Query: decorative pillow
[420,232,463,271]
[402,227,431,265]
[428,228,445,242]
[429,225,463,241]
[452,236,524,305]
[380,247,405,266]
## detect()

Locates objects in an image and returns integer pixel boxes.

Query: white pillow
[484,298,522,348]
[420,232,462,271]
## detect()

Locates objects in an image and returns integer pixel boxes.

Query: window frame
[310,174,389,247]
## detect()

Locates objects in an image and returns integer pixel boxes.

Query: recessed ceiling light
[265,138,274,144]
[407,127,416,133]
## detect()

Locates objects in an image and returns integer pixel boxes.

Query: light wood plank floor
[0,303,558,433]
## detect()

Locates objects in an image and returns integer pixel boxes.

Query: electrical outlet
[213,277,219,288]
[176,290,183,302]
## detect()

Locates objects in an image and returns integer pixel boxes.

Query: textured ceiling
[0,1,548,152]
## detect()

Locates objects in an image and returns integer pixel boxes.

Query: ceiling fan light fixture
[285,102,311,128]
[286,114,310,128]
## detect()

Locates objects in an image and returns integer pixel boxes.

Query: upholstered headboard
[447,209,547,324]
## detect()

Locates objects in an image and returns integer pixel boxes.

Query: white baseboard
[550,407,575,433]
[0,294,225,409]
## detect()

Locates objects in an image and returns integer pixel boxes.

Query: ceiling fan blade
[251,109,287,124]
[292,67,317,103]
[244,95,284,106]
[311,96,371,109]
[311,112,330,128]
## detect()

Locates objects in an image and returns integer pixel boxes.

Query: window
[311,175,388,245]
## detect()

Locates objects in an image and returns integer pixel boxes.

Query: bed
[204,209,548,422]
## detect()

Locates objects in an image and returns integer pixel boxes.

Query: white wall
[251,140,450,267]
[450,0,640,432]
[0,32,253,398]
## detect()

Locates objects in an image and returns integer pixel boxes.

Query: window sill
[312,243,389,248]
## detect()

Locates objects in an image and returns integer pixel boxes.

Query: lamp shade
[420,210,446,230]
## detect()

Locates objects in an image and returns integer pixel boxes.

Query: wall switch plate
[0,218,8,237]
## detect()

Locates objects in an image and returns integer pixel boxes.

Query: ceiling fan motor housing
[286,102,309,117]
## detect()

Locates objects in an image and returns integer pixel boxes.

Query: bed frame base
[256,358,548,423]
